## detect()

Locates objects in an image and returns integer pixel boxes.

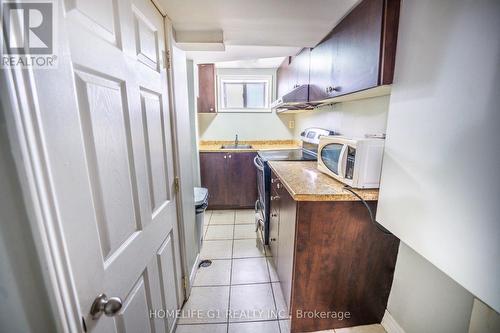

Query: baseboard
[381,309,405,333]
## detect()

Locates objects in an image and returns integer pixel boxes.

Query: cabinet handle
[228,154,232,158]
[271,213,277,217]
[224,155,227,159]
[326,86,338,93]
[271,195,280,201]
[270,238,277,242]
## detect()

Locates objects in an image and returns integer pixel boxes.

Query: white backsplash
[294,95,390,138]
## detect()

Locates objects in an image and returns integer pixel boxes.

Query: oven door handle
[253,155,264,171]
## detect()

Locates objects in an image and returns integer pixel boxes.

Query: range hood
[271,84,326,112]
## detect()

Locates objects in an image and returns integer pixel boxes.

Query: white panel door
[30,0,183,331]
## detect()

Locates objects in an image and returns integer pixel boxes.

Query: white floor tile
[210,210,235,225]
[234,224,258,239]
[232,258,270,284]
[235,210,256,224]
[200,240,233,260]
[205,225,234,240]
[233,239,266,258]
[178,286,229,324]
[193,260,231,286]
[271,282,288,319]
[335,324,386,333]
[176,323,227,333]
[278,319,290,333]
[228,320,280,333]
[267,258,279,282]
[210,212,234,225]
[229,284,277,322]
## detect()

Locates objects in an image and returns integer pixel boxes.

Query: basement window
[217,75,272,112]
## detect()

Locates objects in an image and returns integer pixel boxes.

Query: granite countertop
[268,161,379,202]
[199,140,300,152]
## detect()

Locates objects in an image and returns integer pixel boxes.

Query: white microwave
[317,136,385,189]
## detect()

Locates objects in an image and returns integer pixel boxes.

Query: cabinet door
[199,152,228,208]
[330,0,384,96]
[277,57,292,98]
[227,152,258,208]
[289,48,311,89]
[197,64,216,113]
[269,173,281,261]
[276,184,297,314]
[309,34,336,101]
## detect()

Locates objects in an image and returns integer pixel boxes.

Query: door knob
[90,293,123,319]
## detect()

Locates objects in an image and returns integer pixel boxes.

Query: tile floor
[175,209,386,333]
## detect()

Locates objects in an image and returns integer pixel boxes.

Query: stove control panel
[300,127,336,145]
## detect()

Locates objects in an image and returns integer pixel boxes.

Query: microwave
[317,136,385,188]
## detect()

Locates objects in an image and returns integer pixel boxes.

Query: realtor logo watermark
[1,0,57,68]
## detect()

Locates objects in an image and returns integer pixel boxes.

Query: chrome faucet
[234,134,239,147]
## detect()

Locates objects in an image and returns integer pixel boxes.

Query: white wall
[468,298,500,333]
[293,95,390,137]
[186,59,201,186]
[0,78,57,332]
[197,68,295,141]
[387,243,474,333]
[376,0,500,312]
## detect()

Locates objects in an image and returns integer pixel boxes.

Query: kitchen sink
[220,144,253,149]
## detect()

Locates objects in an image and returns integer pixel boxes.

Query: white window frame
[217,74,273,113]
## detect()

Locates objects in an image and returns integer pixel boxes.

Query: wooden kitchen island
[268,161,399,332]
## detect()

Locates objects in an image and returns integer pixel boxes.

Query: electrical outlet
[288,120,295,129]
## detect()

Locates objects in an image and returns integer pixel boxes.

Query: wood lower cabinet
[199,152,257,209]
[270,170,399,332]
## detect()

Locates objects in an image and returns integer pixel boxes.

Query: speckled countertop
[268,161,379,202]
[199,140,300,152]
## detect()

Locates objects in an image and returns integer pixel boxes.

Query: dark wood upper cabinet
[289,48,311,89]
[274,0,400,103]
[276,49,311,98]
[309,0,400,100]
[200,152,257,209]
[197,63,216,113]
[276,57,292,98]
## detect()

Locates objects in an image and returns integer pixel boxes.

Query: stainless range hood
[271,84,326,112]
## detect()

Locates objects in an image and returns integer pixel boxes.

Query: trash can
[194,187,209,251]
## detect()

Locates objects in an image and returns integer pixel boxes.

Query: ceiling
[214,57,286,69]
[159,0,359,63]
[186,45,297,65]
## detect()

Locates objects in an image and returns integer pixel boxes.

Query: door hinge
[174,177,180,193]
[164,50,171,70]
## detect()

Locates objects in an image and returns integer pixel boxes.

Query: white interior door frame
[1,38,81,333]
[163,16,193,300]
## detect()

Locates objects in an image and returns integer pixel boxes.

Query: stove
[254,128,336,244]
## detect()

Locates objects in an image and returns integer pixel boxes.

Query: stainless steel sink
[220,144,253,149]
